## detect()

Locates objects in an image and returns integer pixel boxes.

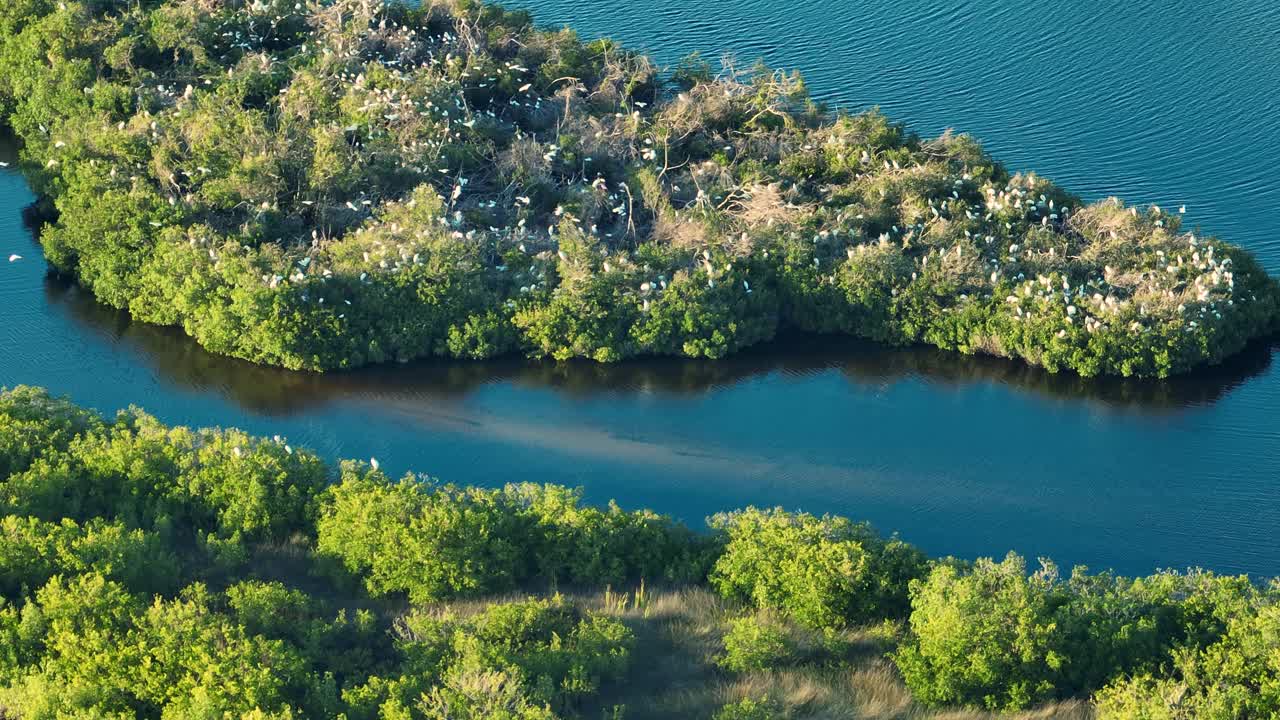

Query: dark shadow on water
[46,273,1278,418]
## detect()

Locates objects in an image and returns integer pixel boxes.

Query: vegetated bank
[0,385,1276,719]
[1,0,1277,377]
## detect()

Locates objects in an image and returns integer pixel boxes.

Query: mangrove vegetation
[1,0,1277,376]
[0,385,1277,718]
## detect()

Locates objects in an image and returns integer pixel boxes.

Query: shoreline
[0,385,1274,717]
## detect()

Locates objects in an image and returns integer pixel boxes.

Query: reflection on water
[46,273,1278,416]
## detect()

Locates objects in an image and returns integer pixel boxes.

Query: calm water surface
[3,0,1280,577]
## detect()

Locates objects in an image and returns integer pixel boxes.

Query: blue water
[2,0,1280,577]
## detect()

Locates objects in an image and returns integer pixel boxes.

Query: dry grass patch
[568,587,1092,720]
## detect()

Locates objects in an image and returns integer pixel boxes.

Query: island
[2,0,1276,376]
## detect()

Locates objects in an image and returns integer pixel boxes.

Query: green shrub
[717,613,794,673]
[0,401,327,557]
[509,483,716,587]
[0,515,179,597]
[708,507,928,629]
[0,573,329,718]
[893,554,1067,710]
[316,471,712,603]
[713,697,783,720]
[418,668,560,720]
[894,554,1223,711]
[315,467,529,603]
[0,386,101,478]
[354,596,633,719]
[1094,599,1280,719]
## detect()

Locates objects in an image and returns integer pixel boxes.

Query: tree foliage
[708,507,928,629]
[893,553,1258,712]
[316,469,715,603]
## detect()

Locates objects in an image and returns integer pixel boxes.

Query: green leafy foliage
[0,573,324,718]
[893,554,1253,712]
[708,507,928,629]
[0,401,328,569]
[893,554,1068,710]
[0,515,178,597]
[713,697,783,720]
[0,387,645,718]
[346,597,632,720]
[716,613,794,673]
[1094,594,1280,719]
[0,385,101,478]
[316,469,714,603]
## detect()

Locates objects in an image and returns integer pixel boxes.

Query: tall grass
[560,587,1093,719]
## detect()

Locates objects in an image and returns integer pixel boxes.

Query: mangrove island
[1,0,1277,376]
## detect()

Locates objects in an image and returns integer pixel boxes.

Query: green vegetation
[2,0,1276,377]
[316,471,713,604]
[715,613,794,673]
[1,385,1277,718]
[709,507,927,629]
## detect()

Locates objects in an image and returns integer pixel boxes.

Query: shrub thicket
[894,553,1260,712]
[716,612,794,673]
[709,507,928,629]
[316,470,715,603]
[0,386,1275,718]
[0,387,641,719]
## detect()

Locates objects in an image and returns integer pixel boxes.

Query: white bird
[0,162,8,168]
[7,254,21,262]
[370,457,379,470]
[1179,205,1187,214]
